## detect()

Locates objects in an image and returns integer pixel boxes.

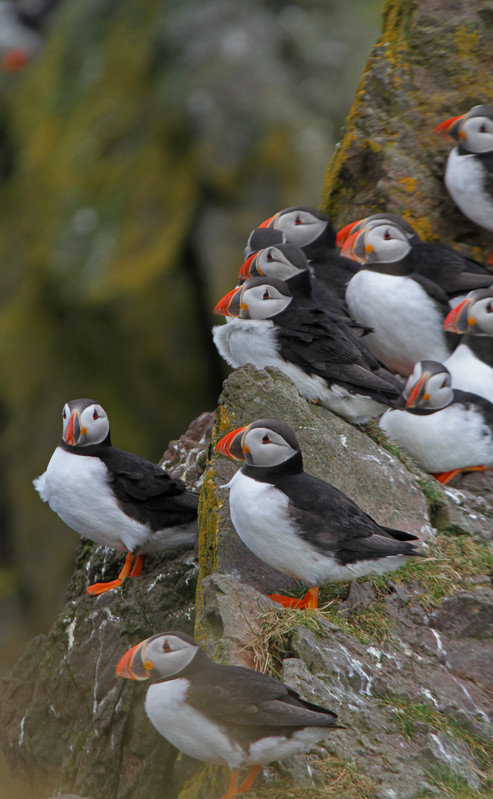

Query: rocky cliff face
[1,0,493,798]
[1,366,492,799]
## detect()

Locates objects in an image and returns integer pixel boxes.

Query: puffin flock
[34,104,493,797]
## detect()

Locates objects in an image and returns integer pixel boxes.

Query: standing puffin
[443,287,493,402]
[116,630,341,799]
[379,361,493,483]
[257,206,359,300]
[216,418,423,609]
[343,221,493,375]
[213,277,402,424]
[435,104,493,234]
[33,399,198,595]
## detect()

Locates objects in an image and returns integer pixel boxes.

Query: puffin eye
[93,409,99,420]
[262,434,270,443]
[480,124,487,133]
[441,379,448,388]
[62,409,67,420]
[486,302,493,313]
[162,640,172,652]
[262,290,270,300]
[383,230,391,240]
[295,215,302,225]
[266,250,273,261]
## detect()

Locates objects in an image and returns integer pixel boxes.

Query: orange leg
[129,554,145,577]
[268,585,319,610]
[220,770,239,799]
[432,465,485,485]
[238,765,261,794]
[87,552,137,596]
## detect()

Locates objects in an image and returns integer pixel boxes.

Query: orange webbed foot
[432,465,485,484]
[86,552,145,595]
[268,586,319,610]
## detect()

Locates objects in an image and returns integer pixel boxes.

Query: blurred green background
[0,0,382,679]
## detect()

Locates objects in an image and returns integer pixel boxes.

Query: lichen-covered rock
[323,0,493,262]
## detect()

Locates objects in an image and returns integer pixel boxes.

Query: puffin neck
[365,257,412,276]
[301,223,335,259]
[59,433,112,455]
[241,450,303,481]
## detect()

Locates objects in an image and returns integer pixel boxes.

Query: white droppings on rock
[18,715,25,747]
[430,629,446,654]
[66,617,77,651]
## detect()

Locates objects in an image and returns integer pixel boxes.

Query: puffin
[116,630,342,799]
[238,240,358,320]
[215,418,423,609]
[213,276,402,424]
[343,221,493,375]
[379,361,493,484]
[257,206,359,300]
[435,104,493,234]
[338,213,490,276]
[33,398,198,595]
[0,1,41,70]
[443,287,493,402]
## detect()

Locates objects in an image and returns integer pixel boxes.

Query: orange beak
[65,411,81,445]
[215,425,248,460]
[214,286,242,316]
[405,376,429,408]
[341,229,367,261]
[238,253,258,280]
[115,641,150,681]
[443,298,473,333]
[258,213,278,229]
[336,219,360,248]
[434,115,464,140]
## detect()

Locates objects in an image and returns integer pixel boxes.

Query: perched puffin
[443,287,493,402]
[116,630,341,799]
[215,418,423,609]
[213,276,402,424]
[257,206,359,300]
[435,104,493,234]
[379,361,493,483]
[343,222,493,375]
[33,399,198,595]
[338,213,490,276]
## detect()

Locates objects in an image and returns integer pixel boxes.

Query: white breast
[445,343,493,402]
[379,404,493,473]
[145,679,246,769]
[445,149,493,232]
[346,271,451,375]
[225,471,410,584]
[33,447,153,553]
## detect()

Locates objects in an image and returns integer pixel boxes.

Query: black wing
[273,471,421,565]
[100,448,199,530]
[186,659,340,731]
[275,305,400,399]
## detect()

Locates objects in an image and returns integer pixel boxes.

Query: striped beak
[115,640,152,681]
[65,411,83,446]
[214,286,242,317]
[215,425,249,461]
[405,375,430,408]
[443,298,475,333]
[434,114,464,141]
